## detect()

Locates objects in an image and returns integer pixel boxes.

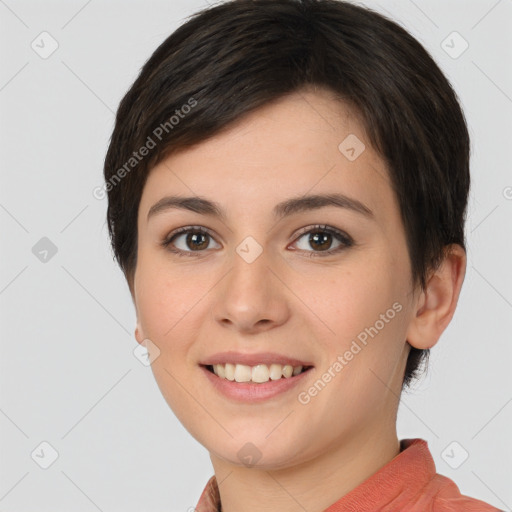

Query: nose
[210,246,290,334]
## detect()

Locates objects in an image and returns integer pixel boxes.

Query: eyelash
[161,224,354,259]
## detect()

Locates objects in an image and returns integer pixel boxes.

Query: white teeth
[210,362,308,383]
[224,363,235,381]
[269,363,283,380]
[282,365,293,378]
[214,364,225,379]
[252,364,270,383]
[234,364,252,382]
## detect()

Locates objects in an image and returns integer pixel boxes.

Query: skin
[131,87,466,512]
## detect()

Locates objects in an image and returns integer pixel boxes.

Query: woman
[103,1,502,510]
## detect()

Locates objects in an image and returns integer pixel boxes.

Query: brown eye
[180,231,210,251]
[162,226,220,257]
[292,225,353,257]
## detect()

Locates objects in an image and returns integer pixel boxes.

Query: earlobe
[135,322,144,345]
[406,244,467,350]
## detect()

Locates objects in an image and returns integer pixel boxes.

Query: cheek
[321,259,403,339]
[134,258,195,344]
[134,263,203,417]
[308,283,407,429]
[313,256,409,388]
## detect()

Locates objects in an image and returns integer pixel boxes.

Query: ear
[406,244,467,350]
[135,320,145,345]
[131,273,145,345]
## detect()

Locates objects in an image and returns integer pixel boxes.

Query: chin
[206,431,312,470]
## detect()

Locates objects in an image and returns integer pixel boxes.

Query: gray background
[1,0,511,510]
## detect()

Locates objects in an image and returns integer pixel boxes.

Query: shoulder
[413,472,502,511]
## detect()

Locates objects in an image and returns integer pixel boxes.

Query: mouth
[199,362,314,403]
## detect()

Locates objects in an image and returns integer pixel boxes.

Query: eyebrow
[147,193,374,222]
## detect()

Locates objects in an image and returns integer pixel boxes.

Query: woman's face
[133,88,422,469]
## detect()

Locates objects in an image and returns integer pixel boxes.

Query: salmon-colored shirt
[195,438,502,512]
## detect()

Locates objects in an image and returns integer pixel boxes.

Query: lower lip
[200,365,313,403]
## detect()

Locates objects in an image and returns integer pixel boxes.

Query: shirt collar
[194,438,434,512]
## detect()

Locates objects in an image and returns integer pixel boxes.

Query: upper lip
[200,351,314,368]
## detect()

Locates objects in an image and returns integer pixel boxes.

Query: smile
[200,363,314,403]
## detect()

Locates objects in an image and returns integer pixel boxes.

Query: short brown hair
[103,0,470,389]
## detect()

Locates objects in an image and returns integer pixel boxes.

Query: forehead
[139,88,395,226]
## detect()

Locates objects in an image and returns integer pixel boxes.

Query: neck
[210,424,401,512]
